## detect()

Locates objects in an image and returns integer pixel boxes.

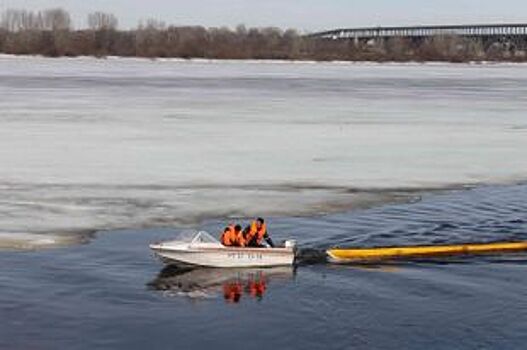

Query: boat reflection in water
[148,265,295,303]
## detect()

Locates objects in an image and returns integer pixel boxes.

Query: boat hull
[151,245,295,268]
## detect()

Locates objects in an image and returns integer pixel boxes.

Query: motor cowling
[284,240,297,249]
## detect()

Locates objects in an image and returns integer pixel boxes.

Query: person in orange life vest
[221,224,245,247]
[242,224,251,239]
[220,225,235,246]
[233,225,246,246]
[245,217,274,248]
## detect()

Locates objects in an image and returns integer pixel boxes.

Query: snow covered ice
[1,56,527,249]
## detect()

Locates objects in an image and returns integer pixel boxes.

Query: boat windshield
[190,231,220,245]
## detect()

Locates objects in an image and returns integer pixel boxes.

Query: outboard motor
[284,240,298,265]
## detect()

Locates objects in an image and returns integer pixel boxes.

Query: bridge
[311,23,527,41]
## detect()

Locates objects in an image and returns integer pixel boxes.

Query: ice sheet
[1,56,527,249]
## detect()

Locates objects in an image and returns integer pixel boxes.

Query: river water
[1,184,526,349]
[1,56,527,349]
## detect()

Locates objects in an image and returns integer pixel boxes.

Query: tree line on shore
[1,8,525,62]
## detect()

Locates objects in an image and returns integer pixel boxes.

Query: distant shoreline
[2,53,527,66]
[2,8,526,63]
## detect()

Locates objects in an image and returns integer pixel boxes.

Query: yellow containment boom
[327,241,527,262]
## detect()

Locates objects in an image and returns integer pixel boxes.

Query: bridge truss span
[312,24,527,40]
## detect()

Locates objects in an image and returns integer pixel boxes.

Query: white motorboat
[149,231,296,268]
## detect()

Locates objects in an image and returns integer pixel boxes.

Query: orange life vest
[247,221,267,245]
[236,229,246,247]
[221,225,237,246]
[221,225,245,247]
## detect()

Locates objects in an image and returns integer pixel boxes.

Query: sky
[0,0,526,32]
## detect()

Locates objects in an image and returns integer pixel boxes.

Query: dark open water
[1,184,527,350]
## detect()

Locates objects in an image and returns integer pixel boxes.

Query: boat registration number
[227,252,263,260]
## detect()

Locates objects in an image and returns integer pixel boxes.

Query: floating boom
[327,241,527,262]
